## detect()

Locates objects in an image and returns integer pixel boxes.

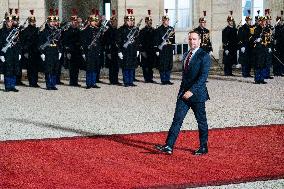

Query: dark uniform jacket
[20,25,40,70]
[138,25,156,68]
[0,26,21,76]
[155,24,175,72]
[117,24,139,69]
[81,25,103,72]
[222,25,238,65]
[252,25,267,69]
[194,26,212,53]
[103,24,119,68]
[62,26,82,69]
[38,25,61,74]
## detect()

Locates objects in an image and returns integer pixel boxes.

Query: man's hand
[19,55,21,60]
[241,47,245,53]
[182,91,193,100]
[0,56,5,62]
[40,54,45,61]
[156,52,159,56]
[58,53,62,60]
[82,54,86,61]
[225,50,229,55]
[67,53,71,60]
[118,52,123,59]
[24,53,29,59]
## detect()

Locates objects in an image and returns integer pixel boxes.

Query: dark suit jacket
[179,48,211,103]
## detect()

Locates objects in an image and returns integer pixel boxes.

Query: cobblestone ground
[0,71,283,188]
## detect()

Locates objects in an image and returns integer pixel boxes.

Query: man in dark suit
[155,30,211,155]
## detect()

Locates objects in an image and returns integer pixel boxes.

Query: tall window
[164,0,193,29]
[242,0,264,24]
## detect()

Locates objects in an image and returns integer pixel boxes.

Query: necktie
[184,51,193,71]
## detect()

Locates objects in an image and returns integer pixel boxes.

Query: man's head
[188,31,201,50]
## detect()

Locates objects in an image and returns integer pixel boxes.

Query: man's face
[246,19,251,25]
[146,20,152,27]
[111,19,118,28]
[6,20,13,28]
[49,21,56,27]
[90,20,98,27]
[163,19,169,26]
[228,20,234,26]
[126,19,132,27]
[199,21,206,28]
[71,20,78,27]
[188,32,201,50]
[30,21,36,26]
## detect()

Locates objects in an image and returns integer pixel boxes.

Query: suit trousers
[166,97,208,149]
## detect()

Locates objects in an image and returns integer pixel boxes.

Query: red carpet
[0,124,283,189]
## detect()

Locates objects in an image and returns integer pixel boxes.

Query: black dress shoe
[261,81,267,84]
[16,81,25,86]
[86,86,92,89]
[267,76,274,79]
[134,79,139,82]
[4,88,18,92]
[70,83,81,87]
[129,83,137,87]
[51,87,58,90]
[194,147,208,156]
[124,84,130,87]
[166,81,174,85]
[92,85,101,88]
[161,82,167,85]
[155,145,173,155]
[254,81,261,84]
[29,84,39,88]
[96,80,102,83]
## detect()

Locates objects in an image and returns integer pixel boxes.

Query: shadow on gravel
[5,118,161,153]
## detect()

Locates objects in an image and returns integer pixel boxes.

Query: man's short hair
[188,30,201,39]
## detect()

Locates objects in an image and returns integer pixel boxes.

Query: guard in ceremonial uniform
[20,10,40,87]
[117,9,140,87]
[104,10,121,85]
[155,9,175,85]
[81,9,103,89]
[238,10,253,78]
[263,9,274,79]
[222,11,238,76]
[12,9,24,86]
[54,9,64,85]
[62,9,82,87]
[0,11,21,92]
[194,11,213,54]
[139,10,157,83]
[38,9,62,90]
[273,11,284,76]
[252,16,267,84]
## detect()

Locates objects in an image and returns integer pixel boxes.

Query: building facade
[0,0,283,58]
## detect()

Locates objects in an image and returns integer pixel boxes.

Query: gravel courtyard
[0,73,283,188]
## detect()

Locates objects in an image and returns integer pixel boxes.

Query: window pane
[164,0,176,9]
[167,9,176,26]
[178,0,190,9]
[177,9,190,28]
[254,0,263,7]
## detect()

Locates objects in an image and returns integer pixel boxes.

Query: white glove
[209,51,213,56]
[58,53,62,60]
[268,48,272,53]
[241,47,245,53]
[137,51,140,57]
[118,52,123,59]
[19,55,21,60]
[82,54,86,61]
[67,53,71,60]
[141,52,147,58]
[40,54,45,61]
[256,38,261,43]
[0,56,5,62]
[225,50,229,55]
[106,54,111,59]
[24,53,29,59]
[156,52,159,56]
